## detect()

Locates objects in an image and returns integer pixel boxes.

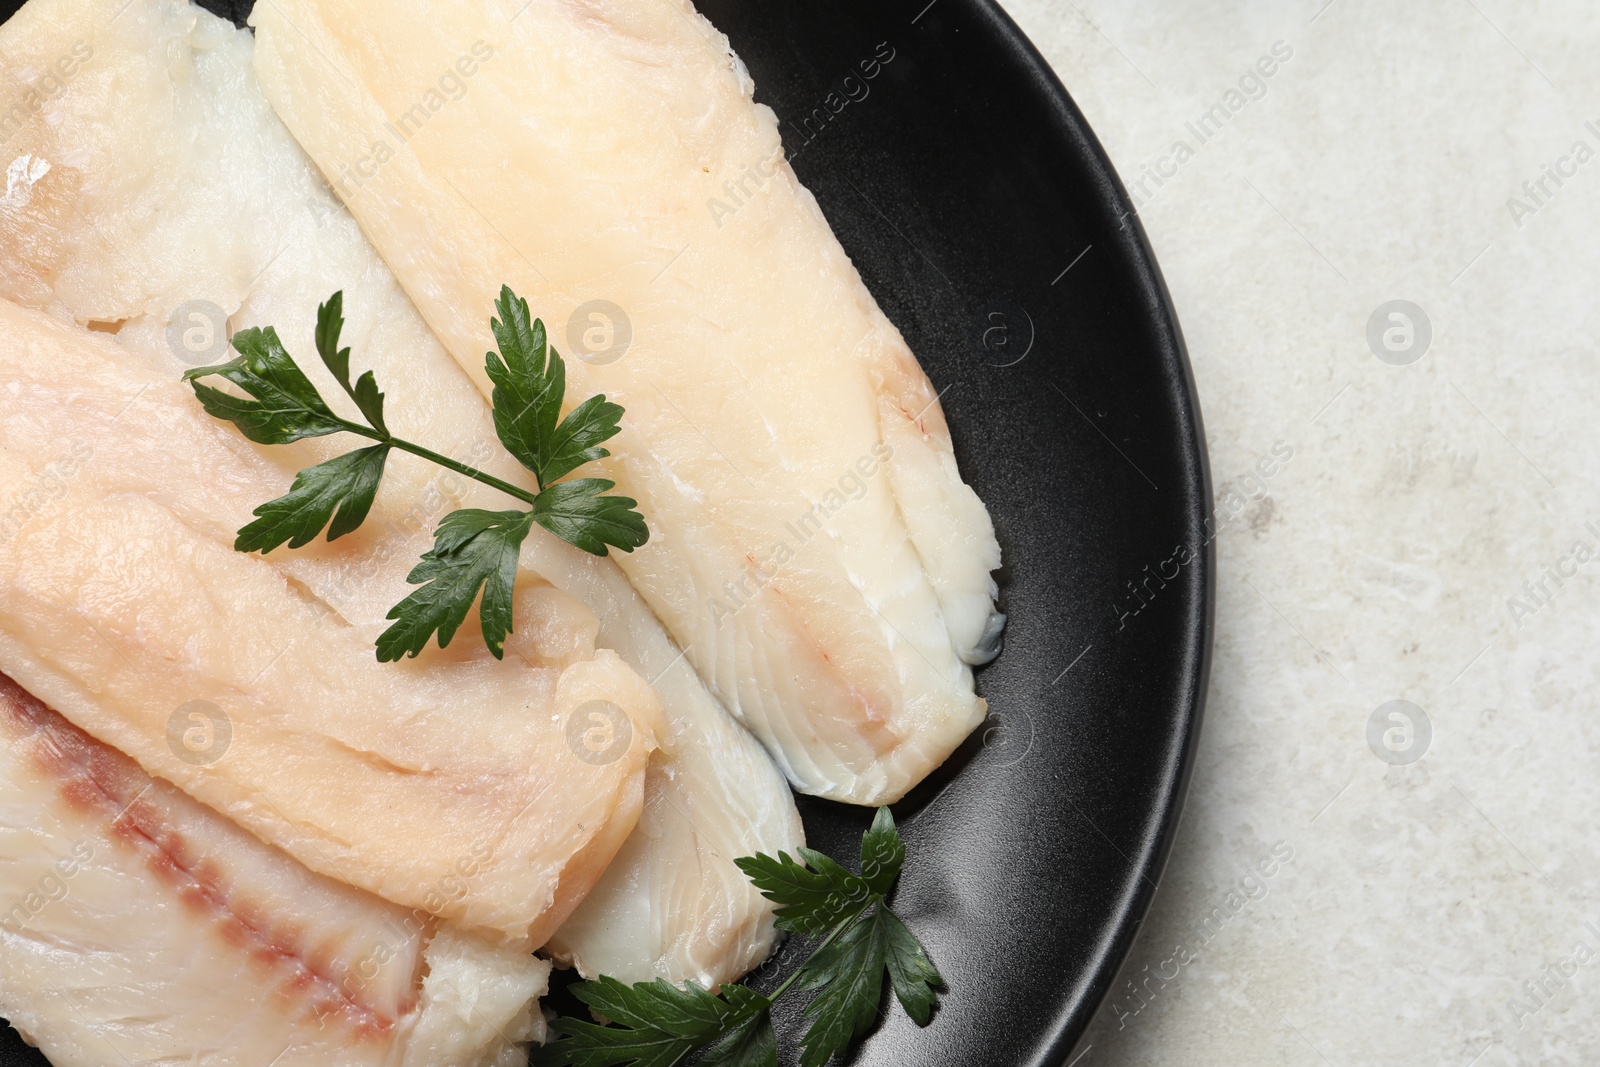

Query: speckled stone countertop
[995,1,1600,1064]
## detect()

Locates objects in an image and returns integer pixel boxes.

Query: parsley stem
[337,414,536,505]
[356,426,539,506]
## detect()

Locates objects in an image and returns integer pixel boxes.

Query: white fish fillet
[0,295,663,945]
[250,0,1005,805]
[0,0,801,985]
[0,673,550,1067]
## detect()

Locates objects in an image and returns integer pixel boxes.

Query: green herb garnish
[537,807,942,1067]
[185,286,648,661]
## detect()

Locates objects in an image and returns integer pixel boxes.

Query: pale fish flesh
[250,0,1005,805]
[0,673,550,1067]
[0,0,801,985]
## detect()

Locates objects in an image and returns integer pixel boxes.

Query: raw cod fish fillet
[250,0,1005,805]
[0,0,802,985]
[0,674,549,1067]
[0,295,664,945]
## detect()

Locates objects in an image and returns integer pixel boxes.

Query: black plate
[0,0,1211,1064]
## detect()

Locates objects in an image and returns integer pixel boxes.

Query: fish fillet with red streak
[0,675,550,1067]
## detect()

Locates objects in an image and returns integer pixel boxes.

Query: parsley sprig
[184,286,648,661]
[537,808,942,1067]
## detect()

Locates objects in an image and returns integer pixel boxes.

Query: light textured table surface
[994,1,1600,1064]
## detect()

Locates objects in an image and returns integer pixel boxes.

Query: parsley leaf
[697,1006,778,1067]
[544,391,627,485]
[235,444,391,553]
[535,979,770,1067]
[485,285,625,488]
[741,807,940,1064]
[541,808,942,1067]
[183,326,353,444]
[532,478,649,557]
[376,509,535,661]
[858,805,906,895]
[734,848,873,935]
[879,906,942,1026]
[484,287,560,481]
[315,291,388,434]
[794,909,889,1067]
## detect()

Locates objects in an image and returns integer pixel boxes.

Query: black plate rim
[963,2,1215,1058]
